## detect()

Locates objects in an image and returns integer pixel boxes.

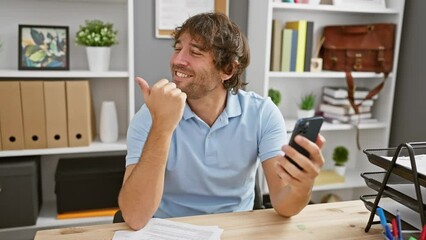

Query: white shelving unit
[247,0,405,199]
[0,0,134,238]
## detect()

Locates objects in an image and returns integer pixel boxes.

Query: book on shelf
[270,19,282,72]
[323,112,372,123]
[304,21,314,72]
[323,95,374,106]
[285,20,307,72]
[323,86,378,100]
[319,103,371,115]
[280,29,292,72]
[289,29,298,71]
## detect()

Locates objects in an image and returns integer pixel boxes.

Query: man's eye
[191,51,202,55]
[174,48,182,52]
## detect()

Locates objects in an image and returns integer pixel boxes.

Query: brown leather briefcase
[322,23,396,74]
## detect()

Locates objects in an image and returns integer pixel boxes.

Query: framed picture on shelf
[18,25,69,70]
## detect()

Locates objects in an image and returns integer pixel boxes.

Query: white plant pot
[99,101,118,143]
[297,109,315,119]
[334,165,346,176]
[86,47,111,72]
[308,0,321,4]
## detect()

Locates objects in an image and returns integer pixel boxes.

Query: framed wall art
[155,0,228,38]
[18,25,69,70]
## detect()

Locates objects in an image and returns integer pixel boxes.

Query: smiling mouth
[175,71,193,78]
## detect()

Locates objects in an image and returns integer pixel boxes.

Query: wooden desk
[34,200,382,240]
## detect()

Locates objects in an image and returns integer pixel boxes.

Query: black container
[55,155,125,213]
[0,156,41,228]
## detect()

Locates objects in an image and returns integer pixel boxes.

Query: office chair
[113,178,265,223]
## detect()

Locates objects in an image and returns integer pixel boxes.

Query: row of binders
[0,80,94,151]
[270,19,314,72]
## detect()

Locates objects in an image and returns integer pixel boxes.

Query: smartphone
[286,116,324,169]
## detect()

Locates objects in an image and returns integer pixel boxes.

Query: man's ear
[221,60,238,82]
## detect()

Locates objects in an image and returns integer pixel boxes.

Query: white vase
[297,109,315,119]
[308,0,321,4]
[334,165,346,176]
[99,101,118,143]
[86,47,111,72]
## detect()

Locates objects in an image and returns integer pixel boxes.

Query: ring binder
[362,142,426,234]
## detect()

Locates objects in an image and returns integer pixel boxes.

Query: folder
[0,81,25,150]
[44,81,68,148]
[20,81,48,149]
[66,81,93,147]
[270,19,283,71]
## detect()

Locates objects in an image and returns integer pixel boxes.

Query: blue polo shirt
[126,90,287,218]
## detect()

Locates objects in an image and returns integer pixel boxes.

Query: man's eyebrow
[173,39,181,47]
[190,42,207,51]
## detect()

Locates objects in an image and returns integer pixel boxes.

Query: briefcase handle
[341,25,375,35]
[346,71,390,150]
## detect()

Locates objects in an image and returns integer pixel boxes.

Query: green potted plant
[268,88,281,106]
[297,92,316,118]
[75,19,118,72]
[332,146,349,176]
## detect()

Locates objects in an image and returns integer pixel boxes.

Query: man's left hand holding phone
[275,116,326,190]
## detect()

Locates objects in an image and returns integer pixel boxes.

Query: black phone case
[287,116,323,169]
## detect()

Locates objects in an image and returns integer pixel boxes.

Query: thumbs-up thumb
[136,77,150,100]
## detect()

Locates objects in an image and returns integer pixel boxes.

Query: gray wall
[134,0,248,111]
[389,1,426,146]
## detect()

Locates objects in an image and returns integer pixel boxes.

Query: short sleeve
[258,98,287,162]
[125,105,152,167]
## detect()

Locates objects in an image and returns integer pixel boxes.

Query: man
[119,12,325,230]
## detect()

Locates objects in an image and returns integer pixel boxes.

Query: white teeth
[176,71,190,78]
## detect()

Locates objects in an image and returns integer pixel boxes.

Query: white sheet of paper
[383,154,426,176]
[113,218,223,240]
[157,0,214,30]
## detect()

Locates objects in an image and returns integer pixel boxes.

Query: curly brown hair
[172,12,250,94]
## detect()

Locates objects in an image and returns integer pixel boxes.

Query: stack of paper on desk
[113,218,223,240]
[383,154,426,176]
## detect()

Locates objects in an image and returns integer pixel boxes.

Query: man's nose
[172,49,189,65]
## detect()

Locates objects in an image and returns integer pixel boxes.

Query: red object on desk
[420,224,426,240]
[392,218,398,239]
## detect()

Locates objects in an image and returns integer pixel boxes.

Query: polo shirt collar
[225,91,242,118]
[182,91,242,120]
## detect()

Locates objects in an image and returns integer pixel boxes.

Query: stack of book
[319,86,378,124]
[270,19,314,72]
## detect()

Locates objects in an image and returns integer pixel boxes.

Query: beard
[171,65,224,100]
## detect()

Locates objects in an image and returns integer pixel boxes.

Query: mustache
[172,65,193,74]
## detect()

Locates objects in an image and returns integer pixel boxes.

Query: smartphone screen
[286,116,323,169]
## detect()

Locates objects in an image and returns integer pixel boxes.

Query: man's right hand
[136,77,187,132]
